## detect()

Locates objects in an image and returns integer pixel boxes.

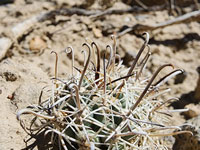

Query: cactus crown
[17,33,191,150]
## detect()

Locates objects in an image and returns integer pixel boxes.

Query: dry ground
[0,0,200,149]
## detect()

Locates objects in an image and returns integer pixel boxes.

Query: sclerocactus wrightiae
[17,32,192,150]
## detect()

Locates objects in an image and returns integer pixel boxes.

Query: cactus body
[17,33,186,150]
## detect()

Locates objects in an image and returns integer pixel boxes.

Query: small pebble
[29,36,47,51]
[7,94,14,100]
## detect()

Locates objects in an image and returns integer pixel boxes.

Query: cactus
[17,32,192,150]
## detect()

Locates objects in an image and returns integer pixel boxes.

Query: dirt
[0,0,200,149]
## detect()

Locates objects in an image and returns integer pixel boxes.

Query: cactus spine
[17,33,190,150]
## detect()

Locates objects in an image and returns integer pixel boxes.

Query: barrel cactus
[17,32,191,150]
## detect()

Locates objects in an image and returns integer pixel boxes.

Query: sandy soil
[0,0,200,149]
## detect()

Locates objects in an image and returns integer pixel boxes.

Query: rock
[0,37,12,60]
[11,83,42,110]
[29,36,47,51]
[92,27,103,38]
[173,115,200,150]
[182,104,200,119]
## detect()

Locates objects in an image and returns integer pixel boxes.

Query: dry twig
[117,10,200,37]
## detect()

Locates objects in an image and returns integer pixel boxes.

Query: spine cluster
[17,33,191,150]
